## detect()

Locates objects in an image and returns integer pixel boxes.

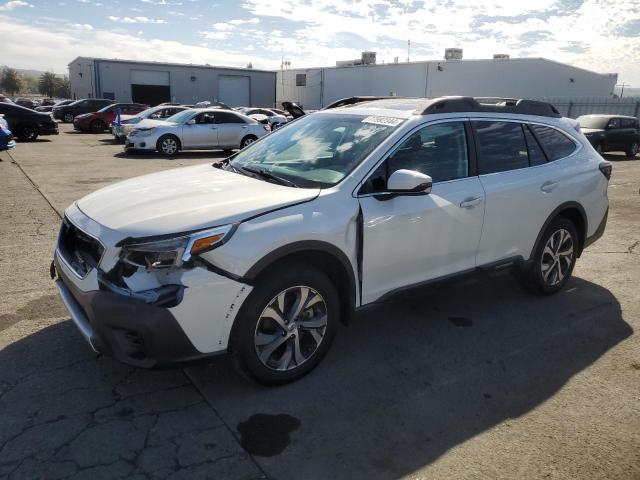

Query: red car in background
[73,103,148,132]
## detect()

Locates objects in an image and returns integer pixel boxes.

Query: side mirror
[387,169,432,194]
[186,119,196,125]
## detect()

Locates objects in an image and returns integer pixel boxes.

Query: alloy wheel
[631,142,639,157]
[64,113,74,122]
[254,286,328,371]
[22,126,37,141]
[540,228,574,286]
[161,138,178,155]
[242,137,255,148]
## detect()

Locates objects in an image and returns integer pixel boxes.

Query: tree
[246,62,253,69]
[1,68,22,95]
[54,77,71,99]
[39,71,57,97]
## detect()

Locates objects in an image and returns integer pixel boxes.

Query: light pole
[616,82,630,98]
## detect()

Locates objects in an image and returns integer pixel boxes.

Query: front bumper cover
[53,256,224,368]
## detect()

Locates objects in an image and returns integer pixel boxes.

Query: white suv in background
[53,97,610,384]
[125,108,268,156]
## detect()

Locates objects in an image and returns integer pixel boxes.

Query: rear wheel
[18,125,38,141]
[230,264,339,384]
[63,113,74,123]
[626,141,639,158]
[240,135,257,149]
[90,120,106,133]
[516,217,578,295]
[156,135,180,157]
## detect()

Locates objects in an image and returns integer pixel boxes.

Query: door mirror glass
[387,169,432,194]
[186,118,196,125]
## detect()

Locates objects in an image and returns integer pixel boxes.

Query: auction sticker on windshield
[361,116,404,127]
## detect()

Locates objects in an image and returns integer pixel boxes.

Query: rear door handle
[460,196,482,208]
[540,181,558,193]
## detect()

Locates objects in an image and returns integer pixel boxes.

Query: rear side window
[473,121,529,174]
[215,112,246,124]
[530,125,576,161]
[621,118,637,128]
[523,126,547,166]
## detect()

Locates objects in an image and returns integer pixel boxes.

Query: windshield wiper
[240,165,299,188]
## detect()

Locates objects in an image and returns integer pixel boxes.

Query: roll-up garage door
[130,70,170,106]
[218,75,250,107]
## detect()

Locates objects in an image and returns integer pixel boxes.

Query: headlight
[120,224,235,269]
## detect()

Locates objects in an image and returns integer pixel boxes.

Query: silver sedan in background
[125,108,269,156]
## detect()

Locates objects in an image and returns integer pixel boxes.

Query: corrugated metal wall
[541,97,640,118]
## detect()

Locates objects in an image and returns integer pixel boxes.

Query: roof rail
[416,96,561,118]
[323,96,400,110]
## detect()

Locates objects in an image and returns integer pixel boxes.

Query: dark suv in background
[0,102,59,141]
[53,98,113,123]
[577,114,640,157]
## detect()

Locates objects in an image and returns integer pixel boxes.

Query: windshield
[577,116,610,129]
[165,109,195,124]
[229,113,402,188]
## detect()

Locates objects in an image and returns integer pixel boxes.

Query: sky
[1,0,639,85]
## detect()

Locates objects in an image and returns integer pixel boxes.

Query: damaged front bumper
[52,207,253,368]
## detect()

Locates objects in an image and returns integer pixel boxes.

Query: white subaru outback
[52,97,610,384]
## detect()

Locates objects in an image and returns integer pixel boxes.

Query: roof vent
[444,48,463,60]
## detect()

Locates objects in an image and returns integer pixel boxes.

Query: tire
[18,124,38,142]
[625,141,639,158]
[230,264,339,385]
[63,113,74,123]
[156,135,180,157]
[240,135,257,149]
[516,217,578,295]
[90,120,106,133]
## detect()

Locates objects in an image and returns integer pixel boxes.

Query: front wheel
[626,141,639,158]
[240,135,257,149]
[516,217,578,295]
[19,125,38,141]
[230,265,339,384]
[156,135,180,157]
[90,120,106,133]
[63,113,74,123]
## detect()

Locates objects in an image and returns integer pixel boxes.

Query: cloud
[108,15,167,24]
[0,0,31,11]
[69,22,93,30]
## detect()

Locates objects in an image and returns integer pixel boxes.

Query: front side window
[474,121,529,174]
[229,113,401,188]
[196,112,216,124]
[165,109,194,124]
[607,118,621,129]
[530,125,576,161]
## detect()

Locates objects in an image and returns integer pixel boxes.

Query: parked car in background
[125,108,268,156]
[247,113,271,130]
[112,105,189,142]
[0,94,14,104]
[193,100,231,109]
[0,114,16,151]
[577,114,640,157]
[0,102,58,141]
[35,99,74,113]
[239,108,288,129]
[40,98,57,106]
[53,98,113,123]
[73,103,148,133]
[52,96,610,384]
[14,98,37,109]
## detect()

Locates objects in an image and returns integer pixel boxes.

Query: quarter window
[473,121,529,174]
[530,125,576,161]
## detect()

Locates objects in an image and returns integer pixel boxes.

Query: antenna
[407,39,411,62]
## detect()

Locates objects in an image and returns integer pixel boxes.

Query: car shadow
[187,273,632,479]
[113,151,231,161]
[16,139,52,143]
[602,152,639,162]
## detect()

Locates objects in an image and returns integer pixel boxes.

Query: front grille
[58,218,104,277]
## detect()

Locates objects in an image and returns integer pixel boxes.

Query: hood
[119,114,138,122]
[76,163,319,237]
[75,113,93,119]
[134,118,175,129]
[282,101,306,119]
[580,128,604,134]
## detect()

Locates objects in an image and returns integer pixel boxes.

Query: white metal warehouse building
[68,57,276,107]
[69,55,618,110]
[276,57,618,110]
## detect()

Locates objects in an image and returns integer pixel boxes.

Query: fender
[527,201,588,262]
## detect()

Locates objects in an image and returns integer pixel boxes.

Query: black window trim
[356,118,475,197]
[522,123,549,165]
[468,117,581,176]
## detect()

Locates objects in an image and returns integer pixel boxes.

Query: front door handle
[460,196,482,208]
[540,181,558,193]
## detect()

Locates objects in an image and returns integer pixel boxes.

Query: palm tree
[1,68,22,95]
[39,71,57,97]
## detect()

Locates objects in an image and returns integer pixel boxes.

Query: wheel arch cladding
[530,202,588,261]
[242,241,357,325]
